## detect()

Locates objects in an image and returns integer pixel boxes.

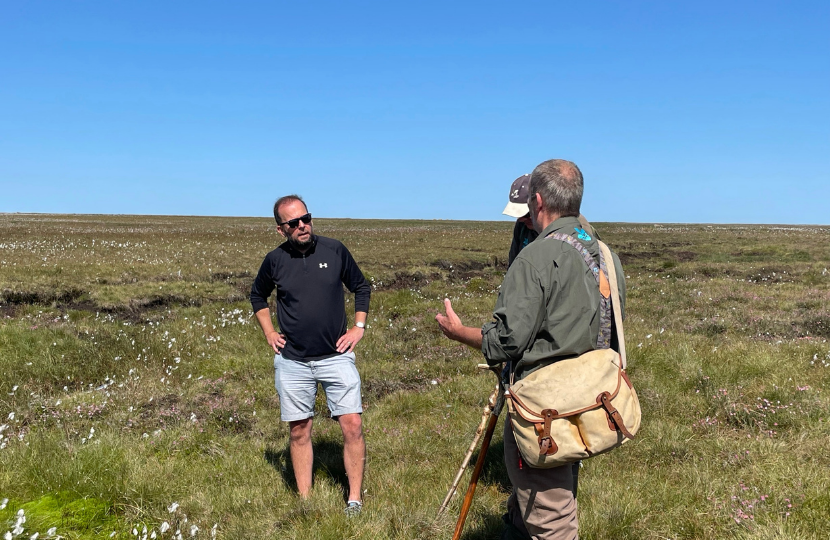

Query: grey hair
[273,194,307,224]
[528,159,583,217]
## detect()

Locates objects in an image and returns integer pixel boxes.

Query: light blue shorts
[274,352,363,422]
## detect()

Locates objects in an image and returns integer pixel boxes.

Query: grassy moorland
[1,213,829,540]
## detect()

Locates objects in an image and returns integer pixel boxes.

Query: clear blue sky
[1,1,828,223]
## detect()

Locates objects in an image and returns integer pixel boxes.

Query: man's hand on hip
[266,331,286,353]
[336,326,365,354]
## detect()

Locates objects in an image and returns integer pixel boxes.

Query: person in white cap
[504,174,539,267]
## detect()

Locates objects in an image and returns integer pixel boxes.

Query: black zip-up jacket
[250,235,371,361]
[508,221,538,268]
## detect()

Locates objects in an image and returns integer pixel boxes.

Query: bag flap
[510,348,622,419]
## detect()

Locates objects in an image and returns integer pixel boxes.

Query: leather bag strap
[599,392,635,439]
[598,241,627,369]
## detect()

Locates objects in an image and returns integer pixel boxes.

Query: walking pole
[437,378,500,516]
[451,385,505,540]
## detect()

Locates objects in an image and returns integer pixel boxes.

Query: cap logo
[511,189,520,198]
[319,263,328,268]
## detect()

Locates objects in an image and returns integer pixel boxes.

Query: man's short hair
[273,195,307,224]
[528,160,583,217]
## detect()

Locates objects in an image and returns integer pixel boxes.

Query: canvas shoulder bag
[505,235,641,469]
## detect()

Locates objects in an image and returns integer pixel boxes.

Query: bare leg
[337,413,365,502]
[289,418,314,498]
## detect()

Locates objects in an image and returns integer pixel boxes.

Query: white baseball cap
[502,174,531,218]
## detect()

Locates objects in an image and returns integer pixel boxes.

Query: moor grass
[1,214,829,539]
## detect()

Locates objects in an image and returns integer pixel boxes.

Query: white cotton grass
[81,426,96,444]
[7,509,26,537]
[0,303,239,540]
[0,500,61,539]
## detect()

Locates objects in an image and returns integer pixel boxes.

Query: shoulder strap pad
[597,241,627,369]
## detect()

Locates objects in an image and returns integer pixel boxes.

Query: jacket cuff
[480,321,499,364]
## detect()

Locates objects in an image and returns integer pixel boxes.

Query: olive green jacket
[482,216,626,379]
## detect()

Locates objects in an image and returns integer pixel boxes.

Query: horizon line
[0,211,828,228]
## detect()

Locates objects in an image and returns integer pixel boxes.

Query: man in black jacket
[250,195,371,515]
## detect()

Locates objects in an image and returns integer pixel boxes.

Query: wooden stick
[451,392,503,540]
[436,381,500,516]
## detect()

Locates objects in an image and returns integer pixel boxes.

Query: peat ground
[1,214,829,539]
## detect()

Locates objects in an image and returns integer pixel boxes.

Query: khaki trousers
[504,418,578,540]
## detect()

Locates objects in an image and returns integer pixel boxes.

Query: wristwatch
[355,321,366,329]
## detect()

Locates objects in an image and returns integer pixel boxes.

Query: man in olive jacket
[436,159,625,540]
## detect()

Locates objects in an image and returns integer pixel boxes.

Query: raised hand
[436,298,463,339]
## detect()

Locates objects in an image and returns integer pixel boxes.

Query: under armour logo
[319,263,328,268]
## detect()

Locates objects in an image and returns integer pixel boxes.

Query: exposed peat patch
[372,271,442,291]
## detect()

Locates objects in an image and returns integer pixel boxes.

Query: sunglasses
[278,213,312,229]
